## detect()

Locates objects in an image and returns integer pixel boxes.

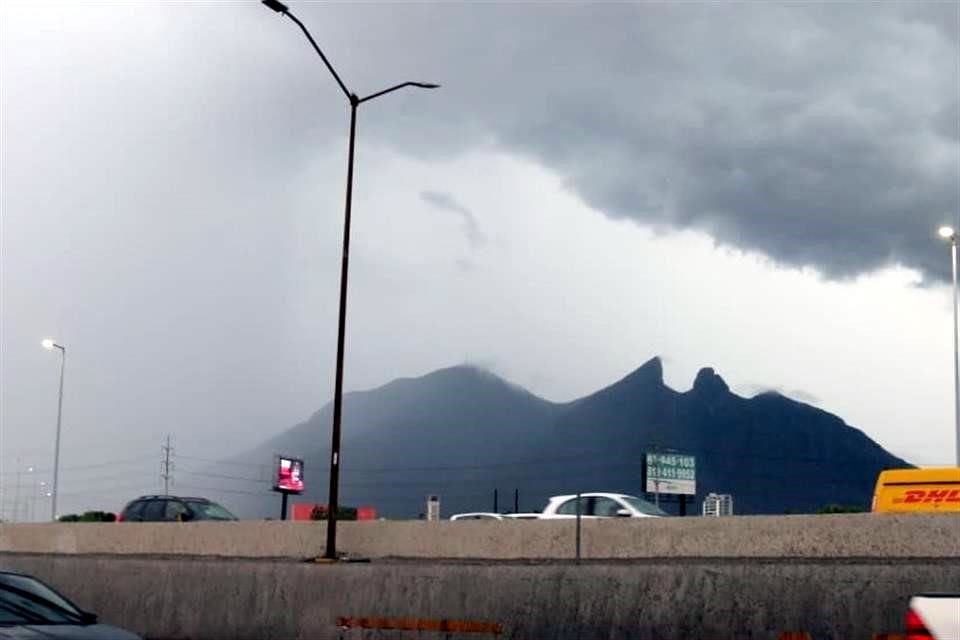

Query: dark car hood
[0,625,140,639]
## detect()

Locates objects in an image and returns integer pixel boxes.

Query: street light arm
[359,82,440,104]
[282,11,352,102]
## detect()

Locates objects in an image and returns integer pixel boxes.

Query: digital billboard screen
[275,456,304,494]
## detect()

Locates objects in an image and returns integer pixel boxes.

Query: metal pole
[281,492,289,521]
[952,240,960,466]
[493,488,498,513]
[325,97,358,560]
[575,492,582,564]
[52,346,65,522]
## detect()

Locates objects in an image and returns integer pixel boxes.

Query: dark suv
[118,495,237,522]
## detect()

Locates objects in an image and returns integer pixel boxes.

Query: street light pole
[262,0,438,560]
[938,226,960,466]
[42,339,66,521]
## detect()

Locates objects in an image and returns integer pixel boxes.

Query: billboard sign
[645,452,696,495]
[275,456,305,494]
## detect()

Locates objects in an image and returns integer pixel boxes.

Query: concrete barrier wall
[1,553,957,640]
[0,514,958,559]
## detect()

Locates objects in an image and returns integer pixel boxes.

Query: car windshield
[186,500,237,521]
[621,495,669,516]
[0,574,84,626]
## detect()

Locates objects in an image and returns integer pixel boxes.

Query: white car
[539,492,667,519]
[502,513,542,520]
[906,594,960,639]
[448,512,504,521]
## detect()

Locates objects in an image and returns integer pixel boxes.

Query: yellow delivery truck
[871,467,960,513]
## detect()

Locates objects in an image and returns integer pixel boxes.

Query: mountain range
[218,358,909,518]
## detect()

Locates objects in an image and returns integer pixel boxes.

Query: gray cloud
[740,384,821,406]
[338,1,959,281]
[421,190,487,249]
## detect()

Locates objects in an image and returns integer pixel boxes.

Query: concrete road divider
[0,513,958,559]
[0,553,955,639]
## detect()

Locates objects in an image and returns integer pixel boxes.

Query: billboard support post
[280,491,289,521]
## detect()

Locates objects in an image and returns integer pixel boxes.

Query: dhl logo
[892,489,960,504]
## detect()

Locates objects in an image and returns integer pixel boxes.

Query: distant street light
[41,339,66,521]
[938,226,960,466]
[262,0,438,560]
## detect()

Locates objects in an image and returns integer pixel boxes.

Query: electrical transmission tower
[160,435,174,495]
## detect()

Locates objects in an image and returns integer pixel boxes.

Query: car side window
[591,497,622,517]
[141,500,167,522]
[123,501,146,522]
[165,500,189,521]
[556,497,586,515]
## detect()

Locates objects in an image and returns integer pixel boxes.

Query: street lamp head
[412,83,440,89]
[939,226,956,240]
[262,0,289,14]
[41,339,55,350]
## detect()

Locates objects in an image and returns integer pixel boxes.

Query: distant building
[427,495,441,521]
[702,493,734,517]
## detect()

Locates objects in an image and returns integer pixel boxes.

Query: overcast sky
[1,1,958,519]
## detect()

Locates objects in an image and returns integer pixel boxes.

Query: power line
[176,455,272,470]
[0,456,155,477]
[177,468,268,484]
[175,484,272,497]
[176,445,891,477]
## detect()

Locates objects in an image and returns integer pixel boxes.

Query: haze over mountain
[218,358,909,519]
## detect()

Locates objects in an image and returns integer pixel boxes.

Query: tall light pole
[42,339,66,521]
[938,226,960,466]
[261,0,438,559]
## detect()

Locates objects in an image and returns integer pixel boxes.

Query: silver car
[0,571,140,639]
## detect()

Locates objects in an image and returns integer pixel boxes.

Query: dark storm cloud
[421,190,487,249]
[330,1,959,281]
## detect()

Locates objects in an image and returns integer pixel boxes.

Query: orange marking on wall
[337,616,503,634]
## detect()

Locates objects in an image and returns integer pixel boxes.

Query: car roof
[449,512,504,519]
[132,495,210,502]
[547,492,636,501]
